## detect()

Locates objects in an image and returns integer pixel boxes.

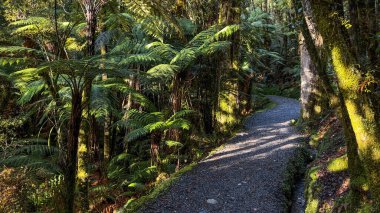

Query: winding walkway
[142,96,304,213]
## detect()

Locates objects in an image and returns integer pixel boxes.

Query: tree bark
[309,1,380,209]
[300,2,366,210]
[299,32,324,121]
[65,91,82,213]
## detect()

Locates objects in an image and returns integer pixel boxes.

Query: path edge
[122,99,278,212]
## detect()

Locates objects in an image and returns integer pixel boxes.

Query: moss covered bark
[310,1,380,209]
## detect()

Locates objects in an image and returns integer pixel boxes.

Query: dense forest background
[0,0,379,212]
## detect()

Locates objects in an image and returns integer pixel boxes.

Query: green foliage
[0,0,304,212]
[123,109,192,142]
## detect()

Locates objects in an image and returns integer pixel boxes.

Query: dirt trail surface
[141,96,304,213]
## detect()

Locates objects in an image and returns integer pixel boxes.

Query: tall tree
[308,0,380,209]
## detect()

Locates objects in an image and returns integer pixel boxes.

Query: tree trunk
[171,74,182,141]
[298,32,324,121]
[300,2,366,209]
[65,92,82,213]
[77,3,98,211]
[309,1,380,209]
[216,0,242,129]
[150,132,162,166]
[100,43,111,162]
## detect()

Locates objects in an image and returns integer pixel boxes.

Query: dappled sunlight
[143,96,303,212]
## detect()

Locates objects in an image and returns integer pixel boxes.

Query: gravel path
[142,96,304,213]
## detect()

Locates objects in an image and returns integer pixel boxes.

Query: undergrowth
[303,114,372,213]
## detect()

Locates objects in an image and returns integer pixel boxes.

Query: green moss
[207,144,226,157]
[309,134,319,148]
[327,155,348,172]
[216,89,240,132]
[123,163,197,212]
[306,199,319,213]
[308,166,320,181]
[313,105,322,114]
[281,147,312,211]
[305,166,321,213]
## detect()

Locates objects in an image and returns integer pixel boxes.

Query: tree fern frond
[167,109,194,122]
[170,47,198,69]
[165,140,183,148]
[0,155,61,174]
[127,127,149,142]
[165,118,191,130]
[17,80,45,105]
[0,46,47,58]
[127,109,161,125]
[212,25,240,41]
[103,83,156,112]
[0,57,34,66]
[199,41,231,56]
[145,121,165,132]
[147,64,179,79]
[104,12,135,31]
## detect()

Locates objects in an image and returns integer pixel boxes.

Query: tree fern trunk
[100,43,111,162]
[65,92,82,213]
[77,2,98,211]
[171,74,182,141]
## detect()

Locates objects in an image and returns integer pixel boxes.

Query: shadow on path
[142,96,304,213]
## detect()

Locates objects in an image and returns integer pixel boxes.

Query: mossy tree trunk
[309,1,380,209]
[300,1,366,210]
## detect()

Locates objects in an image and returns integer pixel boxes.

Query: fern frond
[127,109,162,126]
[213,25,240,41]
[145,121,165,132]
[127,127,149,142]
[0,46,47,58]
[170,47,198,69]
[200,41,231,55]
[17,80,46,105]
[165,140,183,148]
[167,109,194,122]
[165,118,191,130]
[147,64,179,79]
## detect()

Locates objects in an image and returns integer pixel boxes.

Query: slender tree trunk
[77,82,90,211]
[171,73,183,141]
[77,2,99,211]
[100,43,111,162]
[150,132,162,166]
[309,1,380,209]
[65,92,82,213]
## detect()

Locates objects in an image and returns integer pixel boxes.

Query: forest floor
[141,96,305,213]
